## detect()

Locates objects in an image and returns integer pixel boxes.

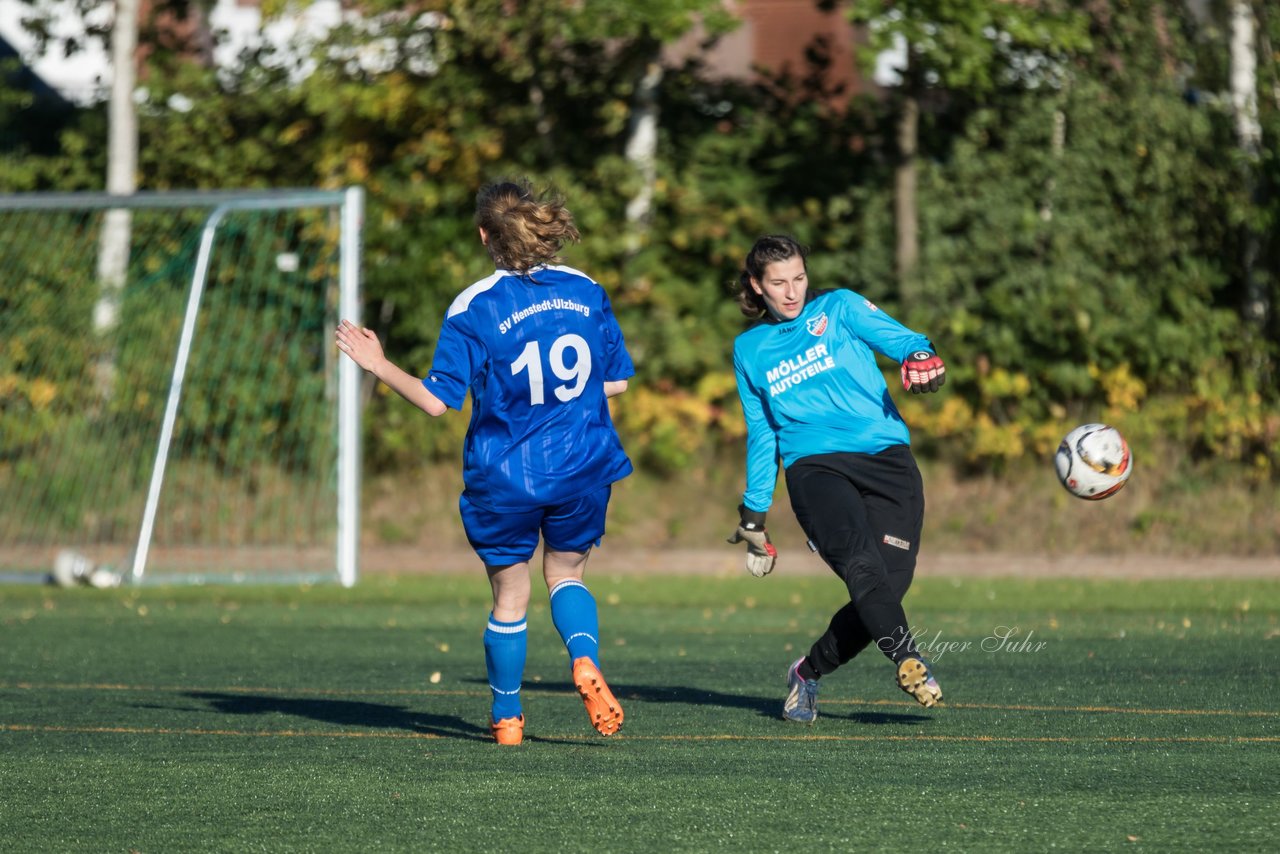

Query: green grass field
[2,573,1277,852]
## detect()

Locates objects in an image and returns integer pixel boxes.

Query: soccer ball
[1054,423,1132,500]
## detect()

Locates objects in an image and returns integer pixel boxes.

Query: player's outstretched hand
[901,350,946,394]
[335,320,386,374]
[726,504,777,577]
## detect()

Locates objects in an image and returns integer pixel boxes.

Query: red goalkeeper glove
[727,505,777,578]
[901,350,946,394]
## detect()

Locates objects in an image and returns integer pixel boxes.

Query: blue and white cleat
[896,656,943,708]
[782,657,820,723]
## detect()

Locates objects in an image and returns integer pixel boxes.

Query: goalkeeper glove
[901,350,946,394]
[727,504,777,578]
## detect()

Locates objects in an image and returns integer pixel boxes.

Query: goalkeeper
[336,178,632,746]
[726,235,946,723]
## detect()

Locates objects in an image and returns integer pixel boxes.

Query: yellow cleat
[897,657,943,708]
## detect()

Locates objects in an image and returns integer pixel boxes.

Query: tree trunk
[94,0,140,399]
[625,58,663,253]
[895,91,919,297]
[1229,1,1269,380]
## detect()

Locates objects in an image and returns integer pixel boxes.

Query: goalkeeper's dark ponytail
[734,270,765,318]
[733,234,808,318]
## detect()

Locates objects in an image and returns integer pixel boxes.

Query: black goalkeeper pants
[785,445,924,674]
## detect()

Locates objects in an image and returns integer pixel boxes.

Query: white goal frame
[0,188,365,587]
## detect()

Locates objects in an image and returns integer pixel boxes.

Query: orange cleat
[490,714,525,746]
[571,657,624,736]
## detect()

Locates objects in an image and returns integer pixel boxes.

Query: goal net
[0,189,364,586]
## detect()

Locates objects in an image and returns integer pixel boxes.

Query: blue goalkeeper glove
[727,505,777,578]
[901,350,946,394]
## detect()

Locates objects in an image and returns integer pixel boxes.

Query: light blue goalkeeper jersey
[733,288,934,513]
[426,265,634,512]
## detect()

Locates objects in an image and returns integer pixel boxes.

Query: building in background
[668,0,871,101]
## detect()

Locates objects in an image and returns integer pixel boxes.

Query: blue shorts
[459,486,612,566]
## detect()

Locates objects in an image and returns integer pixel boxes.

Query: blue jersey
[733,289,934,513]
[426,265,635,512]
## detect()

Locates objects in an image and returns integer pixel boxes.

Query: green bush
[2,0,1275,480]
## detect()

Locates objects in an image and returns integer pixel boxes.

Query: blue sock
[483,613,527,721]
[549,579,600,668]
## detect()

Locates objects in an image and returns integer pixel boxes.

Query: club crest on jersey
[806,313,828,336]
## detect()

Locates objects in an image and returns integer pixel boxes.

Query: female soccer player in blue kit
[726,235,946,722]
[336,179,632,745]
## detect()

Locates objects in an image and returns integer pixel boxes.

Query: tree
[5,0,1277,471]
[93,0,139,400]
[847,0,1089,297]
[1228,2,1269,383]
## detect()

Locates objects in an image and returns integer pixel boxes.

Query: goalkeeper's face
[750,256,808,321]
